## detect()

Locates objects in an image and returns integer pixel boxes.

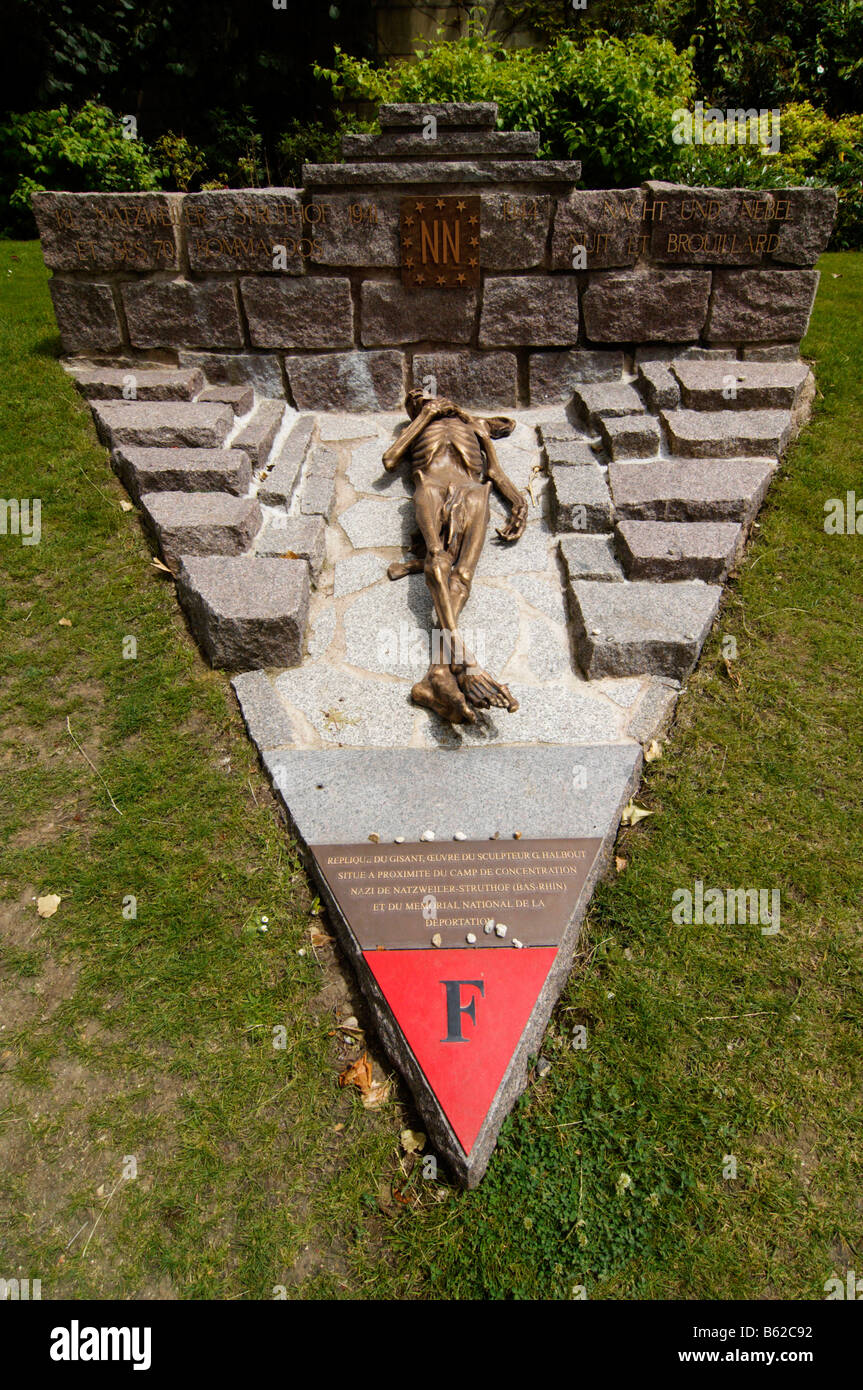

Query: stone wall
[33,103,837,411]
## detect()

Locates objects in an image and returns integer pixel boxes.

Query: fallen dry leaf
[339,1051,391,1109]
[36,893,61,918]
[151,557,173,574]
[368,832,380,843]
[361,1078,391,1110]
[644,739,663,762]
[339,1053,372,1093]
[621,801,654,827]
[722,656,742,687]
[400,1128,426,1154]
[309,924,333,948]
[119,500,134,512]
[58,618,72,627]
[615,856,627,874]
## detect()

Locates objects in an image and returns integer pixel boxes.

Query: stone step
[661,408,792,459]
[538,420,583,445]
[233,400,285,468]
[302,159,582,188]
[569,580,722,681]
[198,383,254,415]
[68,365,204,401]
[549,464,614,533]
[379,102,498,130]
[258,417,315,506]
[113,446,252,502]
[598,413,662,460]
[608,457,775,524]
[254,514,327,578]
[543,438,598,467]
[559,534,624,583]
[636,360,680,412]
[616,520,743,582]
[672,359,811,410]
[572,382,645,427]
[177,555,310,671]
[92,401,233,450]
[342,130,540,161]
[139,491,261,568]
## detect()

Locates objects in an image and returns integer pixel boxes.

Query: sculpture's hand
[496,493,528,542]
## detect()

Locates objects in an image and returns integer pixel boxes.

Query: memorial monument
[32,101,837,1185]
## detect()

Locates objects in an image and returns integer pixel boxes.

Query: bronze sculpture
[383,389,529,725]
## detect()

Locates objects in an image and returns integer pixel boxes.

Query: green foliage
[0,101,163,235]
[677,103,863,248]
[152,133,206,193]
[317,24,695,185]
[276,116,376,188]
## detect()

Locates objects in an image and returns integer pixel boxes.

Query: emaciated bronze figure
[383,389,528,725]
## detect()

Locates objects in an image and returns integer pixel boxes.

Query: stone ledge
[378,102,499,129]
[232,670,296,751]
[177,555,310,670]
[569,579,722,680]
[258,417,315,505]
[233,400,285,468]
[616,519,743,582]
[608,458,776,524]
[113,446,252,502]
[302,160,582,187]
[139,491,262,568]
[662,407,792,458]
[68,366,204,401]
[92,400,234,450]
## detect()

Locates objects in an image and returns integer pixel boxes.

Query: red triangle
[364,947,556,1155]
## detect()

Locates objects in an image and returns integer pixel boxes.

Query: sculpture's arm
[382,401,442,471]
[481,431,528,541]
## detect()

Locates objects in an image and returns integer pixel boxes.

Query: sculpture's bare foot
[412,665,476,725]
[456,665,519,713]
[387,557,424,581]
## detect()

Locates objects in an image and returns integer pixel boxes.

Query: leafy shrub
[276,117,374,188]
[0,101,163,235]
[316,23,696,186]
[676,103,863,248]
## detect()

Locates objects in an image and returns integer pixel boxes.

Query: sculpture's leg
[448,486,518,713]
[413,480,467,648]
[408,478,478,724]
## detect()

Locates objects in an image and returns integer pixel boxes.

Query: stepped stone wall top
[33,102,837,410]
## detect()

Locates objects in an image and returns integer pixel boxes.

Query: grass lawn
[1,241,860,1300]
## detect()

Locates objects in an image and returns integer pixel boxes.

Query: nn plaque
[401,194,481,289]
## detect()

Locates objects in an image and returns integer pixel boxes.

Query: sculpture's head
[405,388,428,419]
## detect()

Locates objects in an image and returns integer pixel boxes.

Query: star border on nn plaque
[401,194,481,289]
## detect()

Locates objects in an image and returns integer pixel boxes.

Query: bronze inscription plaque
[312,838,603,950]
[400,194,481,289]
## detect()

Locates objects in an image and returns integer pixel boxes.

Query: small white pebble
[431,933,442,948]
[394,836,405,844]
[466,933,476,944]
[495,923,508,938]
[453,831,467,841]
[591,628,601,636]
[421,829,435,842]
[484,918,495,933]
[512,938,524,949]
